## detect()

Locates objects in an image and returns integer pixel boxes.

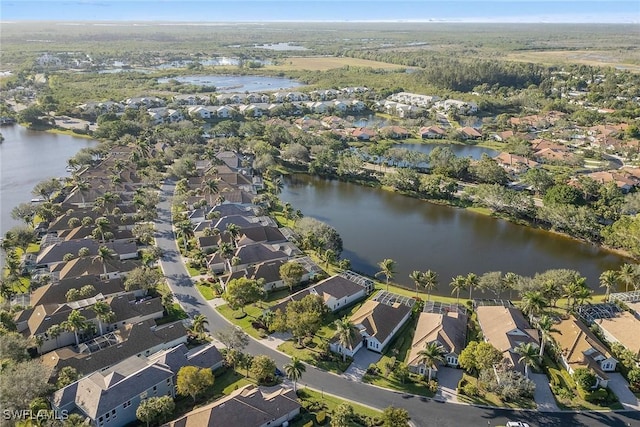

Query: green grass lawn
[186,264,202,277]
[277,340,352,374]
[196,283,216,300]
[216,303,266,339]
[292,388,382,427]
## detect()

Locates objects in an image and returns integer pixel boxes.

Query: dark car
[275,367,284,377]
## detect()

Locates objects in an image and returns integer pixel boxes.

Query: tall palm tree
[409,270,424,299]
[515,342,539,378]
[422,270,439,302]
[62,309,88,346]
[375,258,396,291]
[93,216,111,243]
[217,242,235,272]
[96,246,115,277]
[225,223,241,247]
[449,275,467,305]
[417,342,446,381]
[284,356,306,393]
[203,178,221,204]
[95,191,120,215]
[536,314,559,357]
[175,220,194,251]
[191,314,209,337]
[465,273,479,301]
[563,276,588,312]
[92,300,115,335]
[74,178,90,207]
[503,272,520,301]
[520,290,547,322]
[334,317,360,362]
[47,324,63,347]
[618,263,639,292]
[599,270,619,299]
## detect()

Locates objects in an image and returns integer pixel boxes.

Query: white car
[506,422,530,427]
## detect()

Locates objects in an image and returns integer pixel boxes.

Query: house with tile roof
[550,315,616,388]
[594,311,640,358]
[406,310,468,377]
[331,291,414,357]
[270,271,373,315]
[475,305,539,374]
[164,385,300,427]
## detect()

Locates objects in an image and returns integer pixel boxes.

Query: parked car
[506,422,530,427]
[275,367,284,377]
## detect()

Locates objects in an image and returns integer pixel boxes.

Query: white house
[331,291,414,357]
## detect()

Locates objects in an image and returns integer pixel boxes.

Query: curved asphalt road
[156,180,639,427]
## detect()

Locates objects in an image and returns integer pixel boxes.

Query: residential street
[156,180,640,427]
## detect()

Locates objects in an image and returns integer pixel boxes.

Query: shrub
[462,383,481,397]
[548,368,563,387]
[366,363,379,375]
[427,380,439,393]
[457,378,468,394]
[573,368,597,391]
[316,410,326,425]
[581,387,609,403]
[303,421,314,427]
[560,370,577,389]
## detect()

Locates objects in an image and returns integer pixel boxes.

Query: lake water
[0,125,97,235]
[279,174,628,294]
[157,75,303,92]
[397,143,498,160]
[254,43,308,51]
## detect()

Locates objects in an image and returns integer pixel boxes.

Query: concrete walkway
[530,373,560,412]
[342,348,382,382]
[607,372,640,411]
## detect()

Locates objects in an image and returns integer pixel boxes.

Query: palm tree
[47,324,63,347]
[409,270,424,299]
[334,317,360,362]
[203,178,221,204]
[422,270,438,302]
[503,272,520,301]
[217,242,235,272]
[74,178,90,207]
[96,246,115,277]
[191,314,209,337]
[465,272,479,301]
[417,342,446,381]
[284,356,306,393]
[225,223,241,247]
[599,270,619,299]
[449,275,467,305]
[520,290,547,322]
[563,276,589,312]
[92,301,115,335]
[93,216,111,243]
[95,191,120,215]
[536,314,559,357]
[515,342,539,378]
[62,309,88,346]
[375,258,396,291]
[618,263,638,292]
[175,220,194,251]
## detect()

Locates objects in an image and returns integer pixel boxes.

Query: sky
[1,0,639,23]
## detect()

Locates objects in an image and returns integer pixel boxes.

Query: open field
[506,50,640,72]
[265,56,406,71]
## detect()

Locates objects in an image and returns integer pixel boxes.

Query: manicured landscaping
[292,388,383,427]
[278,339,352,374]
[216,303,268,339]
[457,373,537,409]
[196,283,216,300]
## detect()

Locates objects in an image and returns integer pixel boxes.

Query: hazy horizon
[2,1,639,24]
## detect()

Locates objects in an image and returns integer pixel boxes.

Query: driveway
[607,372,640,411]
[342,348,382,381]
[434,367,463,403]
[530,373,559,412]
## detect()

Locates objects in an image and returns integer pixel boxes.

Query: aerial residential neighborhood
[1,3,640,427]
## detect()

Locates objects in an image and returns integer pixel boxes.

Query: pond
[279,174,628,294]
[254,42,308,51]
[0,125,97,235]
[396,143,499,160]
[157,75,303,92]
